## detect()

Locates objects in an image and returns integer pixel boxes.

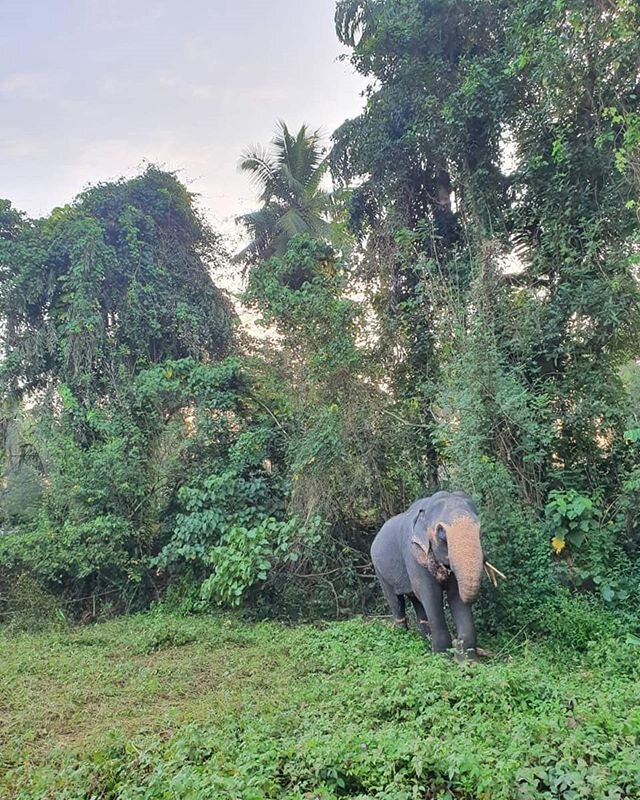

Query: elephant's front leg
[447,577,478,660]
[411,576,452,654]
[409,596,431,641]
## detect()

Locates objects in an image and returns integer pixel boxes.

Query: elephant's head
[411,496,484,604]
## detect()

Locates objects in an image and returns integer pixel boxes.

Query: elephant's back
[370,512,412,588]
[371,513,403,556]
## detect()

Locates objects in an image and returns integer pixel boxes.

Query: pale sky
[1,0,366,245]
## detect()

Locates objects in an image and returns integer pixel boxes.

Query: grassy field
[1,612,639,799]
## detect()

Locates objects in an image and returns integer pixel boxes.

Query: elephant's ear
[411,535,431,566]
[410,510,431,566]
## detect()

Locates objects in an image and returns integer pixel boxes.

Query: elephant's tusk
[484,560,506,587]
[486,561,506,580]
[484,563,497,587]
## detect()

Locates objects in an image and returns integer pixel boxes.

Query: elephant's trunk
[446,516,483,604]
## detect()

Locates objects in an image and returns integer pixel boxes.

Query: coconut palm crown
[235,121,333,267]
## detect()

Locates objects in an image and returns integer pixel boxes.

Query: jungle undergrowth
[1,610,639,800]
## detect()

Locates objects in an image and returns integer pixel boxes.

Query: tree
[0,166,234,404]
[0,169,239,611]
[332,0,513,490]
[333,0,640,623]
[236,122,334,267]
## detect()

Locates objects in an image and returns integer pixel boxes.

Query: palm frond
[234,205,283,265]
[279,163,309,201]
[239,146,276,182]
[275,208,311,241]
[304,158,330,197]
[273,120,324,183]
[243,156,297,206]
[233,233,272,266]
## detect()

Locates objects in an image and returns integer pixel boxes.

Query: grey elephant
[371,491,486,661]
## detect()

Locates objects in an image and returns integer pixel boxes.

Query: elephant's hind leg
[377,574,407,629]
[409,595,431,640]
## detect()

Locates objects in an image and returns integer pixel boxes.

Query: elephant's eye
[436,524,447,543]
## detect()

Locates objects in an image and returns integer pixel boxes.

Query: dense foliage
[1,0,640,637]
[330,0,640,626]
[0,170,283,613]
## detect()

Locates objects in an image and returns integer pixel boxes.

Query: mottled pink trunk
[446,517,483,604]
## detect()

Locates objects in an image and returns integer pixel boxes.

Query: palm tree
[235,121,334,266]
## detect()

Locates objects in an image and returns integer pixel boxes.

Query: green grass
[1,612,639,799]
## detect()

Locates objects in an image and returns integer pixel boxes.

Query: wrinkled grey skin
[371,491,483,659]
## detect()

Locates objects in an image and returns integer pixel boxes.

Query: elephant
[371,491,484,661]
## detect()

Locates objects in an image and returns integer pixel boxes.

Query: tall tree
[333,0,640,620]
[333,0,512,489]
[508,0,640,489]
[236,121,334,267]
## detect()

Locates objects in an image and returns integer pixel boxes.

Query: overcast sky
[1,0,366,243]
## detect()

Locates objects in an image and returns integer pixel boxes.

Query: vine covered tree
[0,169,239,608]
[0,166,233,404]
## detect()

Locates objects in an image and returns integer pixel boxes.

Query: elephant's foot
[453,639,479,665]
[430,633,453,655]
[418,619,431,640]
[393,617,407,630]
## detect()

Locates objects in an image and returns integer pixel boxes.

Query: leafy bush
[157,429,328,608]
[537,590,627,651]
[546,490,600,554]
[201,516,320,606]
[0,572,66,633]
